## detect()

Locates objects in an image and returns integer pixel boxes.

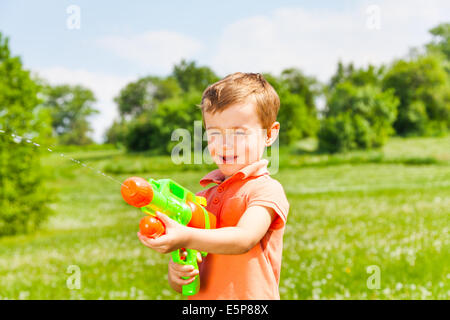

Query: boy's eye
[235,130,246,135]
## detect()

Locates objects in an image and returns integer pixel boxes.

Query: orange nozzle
[139,215,165,238]
[121,177,154,208]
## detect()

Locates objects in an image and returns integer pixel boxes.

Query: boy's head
[199,72,281,178]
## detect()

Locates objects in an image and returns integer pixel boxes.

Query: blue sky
[1,0,448,142]
[0,0,358,77]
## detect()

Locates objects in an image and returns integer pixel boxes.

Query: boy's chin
[217,163,246,177]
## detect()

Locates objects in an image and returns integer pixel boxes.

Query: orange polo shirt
[189,159,290,300]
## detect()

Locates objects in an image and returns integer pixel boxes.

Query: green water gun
[121,176,216,296]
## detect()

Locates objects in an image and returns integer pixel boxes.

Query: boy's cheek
[207,144,217,158]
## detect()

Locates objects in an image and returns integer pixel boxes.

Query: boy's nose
[221,134,235,148]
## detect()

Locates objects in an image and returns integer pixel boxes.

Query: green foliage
[105,119,129,147]
[114,76,181,119]
[264,71,320,145]
[317,113,356,153]
[427,23,450,62]
[382,54,450,136]
[319,81,399,153]
[172,59,220,93]
[124,91,203,154]
[0,32,54,236]
[280,68,321,109]
[110,60,219,153]
[328,61,384,91]
[41,84,98,145]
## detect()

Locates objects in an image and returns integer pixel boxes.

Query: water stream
[0,129,129,189]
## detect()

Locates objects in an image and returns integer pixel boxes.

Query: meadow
[0,136,448,299]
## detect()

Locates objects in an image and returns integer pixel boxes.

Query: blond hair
[199,72,280,130]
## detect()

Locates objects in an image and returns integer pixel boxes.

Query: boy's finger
[138,235,159,249]
[169,260,195,273]
[138,233,167,249]
[173,268,199,280]
[169,263,199,279]
[196,252,202,263]
[169,263,198,278]
[175,275,197,286]
[137,235,151,247]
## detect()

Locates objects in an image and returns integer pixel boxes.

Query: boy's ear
[265,122,280,147]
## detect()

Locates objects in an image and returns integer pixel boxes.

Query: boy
[138,72,289,299]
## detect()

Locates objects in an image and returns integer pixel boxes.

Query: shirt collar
[199,159,270,187]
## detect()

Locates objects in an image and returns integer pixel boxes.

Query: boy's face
[204,99,279,178]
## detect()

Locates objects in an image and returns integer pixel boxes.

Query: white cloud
[210,0,450,81]
[33,67,134,143]
[97,31,203,73]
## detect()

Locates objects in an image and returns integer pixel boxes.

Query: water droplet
[47,148,52,152]
[26,139,32,143]
[60,153,65,157]
[0,130,4,133]
[33,143,40,147]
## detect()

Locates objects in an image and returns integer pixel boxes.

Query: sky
[0,0,449,142]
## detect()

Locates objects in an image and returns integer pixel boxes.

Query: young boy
[138,72,289,299]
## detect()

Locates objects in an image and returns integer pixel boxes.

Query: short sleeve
[246,177,290,230]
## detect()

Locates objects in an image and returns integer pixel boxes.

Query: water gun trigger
[195,196,207,207]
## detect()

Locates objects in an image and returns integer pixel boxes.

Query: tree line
[106,23,450,154]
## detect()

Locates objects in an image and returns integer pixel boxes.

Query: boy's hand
[168,254,202,288]
[137,211,189,254]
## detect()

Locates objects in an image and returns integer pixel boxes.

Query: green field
[0,136,449,299]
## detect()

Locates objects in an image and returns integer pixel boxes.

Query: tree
[382,54,450,136]
[0,32,53,235]
[264,71,320,146]
[114,76,181,120]
[172,59,220,93]
[328,61,384,91]
[124,90,203,153]
[42,84,98,145]
[427,23,450,61]
[104,119,128,147]
[319,80,399,153]
[280,68,320,110]
[110,75,184,149]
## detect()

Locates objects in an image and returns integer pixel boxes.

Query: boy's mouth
[220,155,238,164]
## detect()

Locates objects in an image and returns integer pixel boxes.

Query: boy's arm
[138,206,276,255]
[185,205,276,254]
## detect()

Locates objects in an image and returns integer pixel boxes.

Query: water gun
[120,176,216,296]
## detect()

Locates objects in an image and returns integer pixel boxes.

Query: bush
[318,113,356,153]
[264,72,320,145]
[318,82,398,153]
[124,90,203,154]
[382,54,450,136]
[0,33,54,236]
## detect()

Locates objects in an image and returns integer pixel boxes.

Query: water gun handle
[172,248,200,296]
[139,215,200,295]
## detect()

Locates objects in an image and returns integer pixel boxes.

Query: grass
[0,136,449,299]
